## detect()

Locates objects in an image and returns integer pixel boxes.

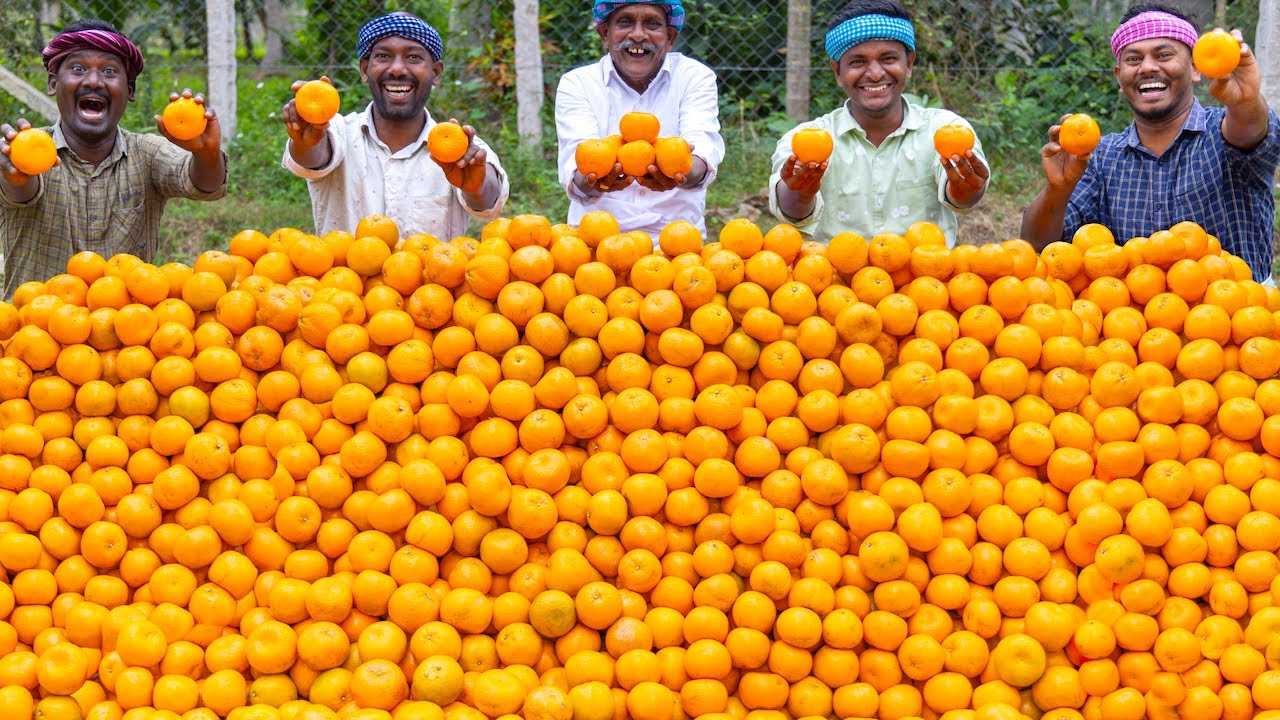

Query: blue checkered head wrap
[357,13,444,62]
[826,14,915,61]
[593,1,686,31]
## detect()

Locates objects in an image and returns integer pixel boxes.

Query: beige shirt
[283,105,509,240]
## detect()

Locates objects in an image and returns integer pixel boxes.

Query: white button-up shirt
[282,104,509,240]
[555,52,725,239]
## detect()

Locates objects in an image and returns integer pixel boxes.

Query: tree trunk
[207,0,238,142]
[785,0,812,123]
[239,0,256,62]
[513,0,543,148]
[1260,0,1279,108]
[261,0,286,67]
[36,0,60,54]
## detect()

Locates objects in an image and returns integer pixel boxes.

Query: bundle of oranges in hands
[294,79,341,126]
[7,128,56,176]
[161,96,208,141]
[1193,29,1242,79]
[933,123,975,159]
[4,203,1280,720]
[575,112,694,182]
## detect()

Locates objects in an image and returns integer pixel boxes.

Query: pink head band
[1110,11,1199,60]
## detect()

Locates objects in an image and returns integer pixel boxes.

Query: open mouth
[77,94,109,120]
[381,82,415,99]
[1136,80,1168,98]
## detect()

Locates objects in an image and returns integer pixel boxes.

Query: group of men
[1,0,1277,298]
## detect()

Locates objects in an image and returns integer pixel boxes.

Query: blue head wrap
[825,14,916,61]
[593,1,686,32]
[357,13,444,62]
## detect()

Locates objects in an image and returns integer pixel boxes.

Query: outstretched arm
[1020,115,1093,249]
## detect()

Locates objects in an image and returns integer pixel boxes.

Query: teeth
[1139,82,1166,90]
[863,84,889,91]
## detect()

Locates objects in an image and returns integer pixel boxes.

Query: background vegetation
[0,0,1273,271]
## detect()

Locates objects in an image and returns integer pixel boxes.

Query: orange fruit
[8,128,56,176]
[428,122,470,164]
[619,112,660,144]
[1193,29,1241,79]
[161,96,208,141]
[576,139,619,178]
[791,128,834,164]
[933,123,975,158]
[1059,113,1101,156]
[295,79,341,125]
[618,141,657,177]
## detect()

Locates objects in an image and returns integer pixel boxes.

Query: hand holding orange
[575,139,619,179]
[162,96,208,141]
[792,128,834,164]
[8,128,56,176]
[655,137,693,178]
[933,123,975,159]
[295,80,340,125]
[1193,29,1241,79]
[427,122,469,164]
[1058,114,1101,156]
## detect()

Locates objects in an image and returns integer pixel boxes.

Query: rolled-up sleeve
[151,138,226,201]
[282,114,348,181]
[677,65,725,188]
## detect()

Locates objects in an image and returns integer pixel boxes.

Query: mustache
[614,39,658,54]
[76,88,109,101]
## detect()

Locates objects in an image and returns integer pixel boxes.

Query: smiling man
[769,0,989,246]
[1020,4,1279,281]
[555,0,725,238]
[282,12,508,240]
[0,18,227,299]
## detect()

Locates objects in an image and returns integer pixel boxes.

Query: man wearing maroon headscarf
[0,18,227,299]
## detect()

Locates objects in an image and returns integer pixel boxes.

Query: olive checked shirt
[0,124,227,299]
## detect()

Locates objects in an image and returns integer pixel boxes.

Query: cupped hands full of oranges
[575,112,694,182]
[3,205,1280,720]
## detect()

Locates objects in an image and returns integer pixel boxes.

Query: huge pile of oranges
[2,212,1279,720]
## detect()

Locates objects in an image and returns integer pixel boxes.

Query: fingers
[290,80,306,92]
[320,75,332,85]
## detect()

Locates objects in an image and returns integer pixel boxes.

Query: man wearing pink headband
[0,19,227,299]
[1021,4,1278,283]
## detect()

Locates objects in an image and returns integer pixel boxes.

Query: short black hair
[1120,3,1198,29]
[59,18,122,36]
[829,0,912,31]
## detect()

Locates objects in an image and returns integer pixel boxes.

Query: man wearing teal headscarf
[555,0,725,239]
[769,0,989,246]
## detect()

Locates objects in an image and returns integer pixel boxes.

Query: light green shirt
[768,99,987,246]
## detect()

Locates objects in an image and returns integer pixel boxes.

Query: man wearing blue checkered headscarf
[280,12,509,241]
[768,0,990,246]
[554,1,725,238]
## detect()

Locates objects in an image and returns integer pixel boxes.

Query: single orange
[1193,29,1241,79]
[8,128,56,176]
[295,79,341,125]
[1059,114,1101,156]
[576,138,619,178]
[162,97,208,141]
[428,122,470,164]
[792,127,834,164]
[933,123,974,159]
[618,141,656,177]
[655,136,693,178]
[619,112,660,144]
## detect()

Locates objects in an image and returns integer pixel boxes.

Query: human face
[360,35,443,123]
[1114,38,1197,123]
[597,4,677,93]
[48,49,133,144]
[830,40,914,121]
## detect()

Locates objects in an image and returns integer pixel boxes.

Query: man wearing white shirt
[555,0,725,239]
[281,13,508,239]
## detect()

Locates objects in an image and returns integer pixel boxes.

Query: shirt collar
[601,52,677,95]
[52,122,129,165]
[1123,98,1207,148]
[357,102,434,156]
[835,97,926,139]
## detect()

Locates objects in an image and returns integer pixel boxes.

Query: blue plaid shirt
[1063,101,1280,281]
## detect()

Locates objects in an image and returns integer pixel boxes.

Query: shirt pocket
[86,195,147,259]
